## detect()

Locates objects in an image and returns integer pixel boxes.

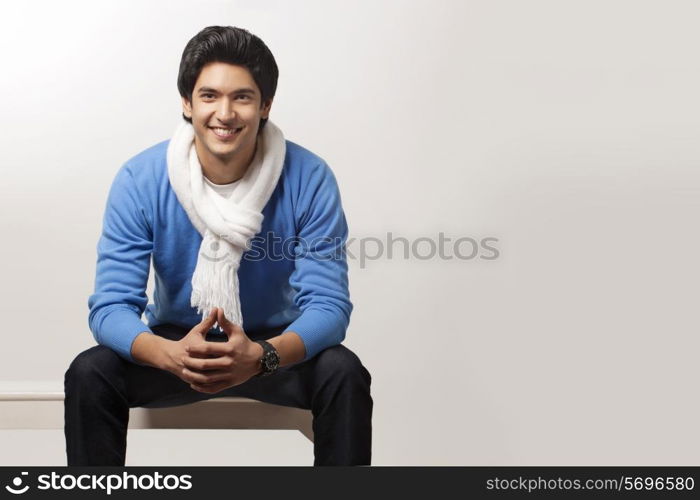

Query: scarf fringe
[190,255,242,329]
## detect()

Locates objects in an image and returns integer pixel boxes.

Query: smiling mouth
[210,126,243,139]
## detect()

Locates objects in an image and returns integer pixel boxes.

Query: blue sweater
[88,139,352,363]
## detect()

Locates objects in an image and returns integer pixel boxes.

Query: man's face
[182,62,271,168]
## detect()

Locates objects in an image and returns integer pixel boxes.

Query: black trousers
[64,323,372,466]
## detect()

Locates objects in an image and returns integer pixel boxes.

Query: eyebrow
[196,86,257,95]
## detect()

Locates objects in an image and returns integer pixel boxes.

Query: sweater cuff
[92,307,153,363]
[284,308,346,361]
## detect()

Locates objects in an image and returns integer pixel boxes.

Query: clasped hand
[174,308,263,394]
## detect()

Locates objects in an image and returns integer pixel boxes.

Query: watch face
[266,354,280,371]
[262,351,280,372]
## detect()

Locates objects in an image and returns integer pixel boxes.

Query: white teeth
[212,127,240,136]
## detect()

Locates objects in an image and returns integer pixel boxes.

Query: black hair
[177,26,278,131]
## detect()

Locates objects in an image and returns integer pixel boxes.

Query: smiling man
[64,26,372,466]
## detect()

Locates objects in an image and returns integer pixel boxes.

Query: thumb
[217,308,243,336]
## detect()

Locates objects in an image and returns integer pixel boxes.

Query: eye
[201,93,215,100]
[236,94,252,101]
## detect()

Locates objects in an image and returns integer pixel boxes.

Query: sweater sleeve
[285,162,353,360]
[88,164,154,363]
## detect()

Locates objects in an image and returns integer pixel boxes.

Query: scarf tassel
[190,257,242,331]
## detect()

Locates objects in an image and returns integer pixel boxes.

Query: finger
[187,341,231,357]
[181,367,230,385]
[184,347,210,359]
[196,308,218,333]
[217,309,244,336]
[216,309,233,334]
[182,354,232,372]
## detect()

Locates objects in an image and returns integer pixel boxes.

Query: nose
[216,97,236,122]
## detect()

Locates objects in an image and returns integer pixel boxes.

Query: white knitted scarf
[166,119,286,327]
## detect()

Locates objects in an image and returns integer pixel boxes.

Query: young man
[64,26,372,466]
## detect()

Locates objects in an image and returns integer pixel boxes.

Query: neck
[194,137,257,185]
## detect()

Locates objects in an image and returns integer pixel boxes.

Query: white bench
[0,381,313,442]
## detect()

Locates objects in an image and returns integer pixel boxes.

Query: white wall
[0,0,698,465]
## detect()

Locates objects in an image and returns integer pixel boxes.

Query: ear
[260,98,273,120]
[181,96,193,119]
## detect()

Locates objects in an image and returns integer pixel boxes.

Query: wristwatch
[255,340,280,376]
